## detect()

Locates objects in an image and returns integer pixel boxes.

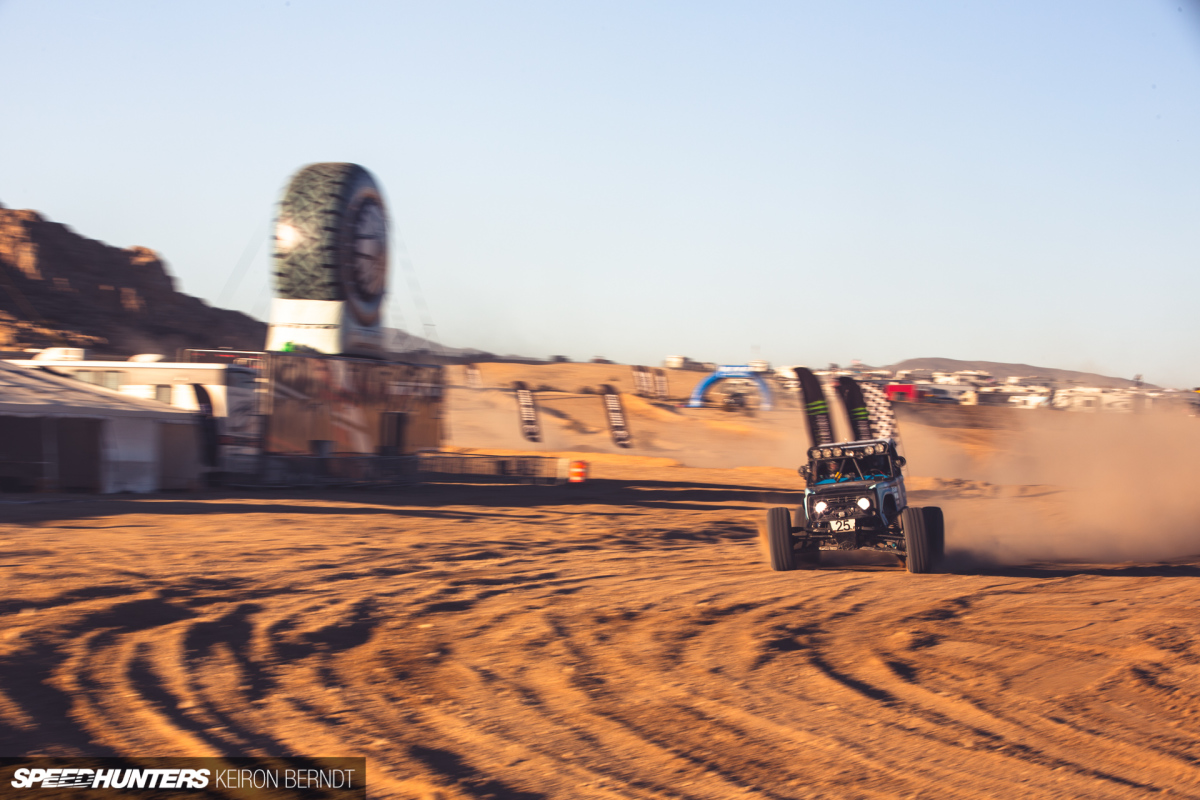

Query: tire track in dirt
[2,473,1200,799]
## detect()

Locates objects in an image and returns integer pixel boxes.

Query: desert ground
[3,363,1200,799]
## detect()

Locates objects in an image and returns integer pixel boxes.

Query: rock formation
[0,205,265,356]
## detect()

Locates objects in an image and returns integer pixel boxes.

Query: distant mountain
[884,357,1154,390]
[384,328,488,361]
[0,206,265,356]
[383,329,546,364]
[0,204,549,364]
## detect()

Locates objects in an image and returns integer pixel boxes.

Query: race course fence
[414,452,568,486]
[225,452,569,488]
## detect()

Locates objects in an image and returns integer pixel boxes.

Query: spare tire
[272,163,388,327]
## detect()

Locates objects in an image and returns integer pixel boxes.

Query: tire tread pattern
[273,163,362,301]
[901,506,930,574]
[767,507,795,572]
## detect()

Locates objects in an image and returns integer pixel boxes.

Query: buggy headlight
[875,443,886,454]
[814,501,828,515]
[821,448,832,458]
[857,497,870,510]
[809,448,821,459]
[831,447,842,457]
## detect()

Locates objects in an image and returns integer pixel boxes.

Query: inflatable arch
[687,365,774,411]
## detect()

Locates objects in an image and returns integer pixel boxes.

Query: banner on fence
[631,365,653,396]
[513,381,542,442]
[653,368,669,400]
[600,384,633,448]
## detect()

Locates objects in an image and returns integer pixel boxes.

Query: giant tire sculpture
[272,163,388,327]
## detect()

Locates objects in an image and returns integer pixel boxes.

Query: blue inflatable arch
[687,365,774,411]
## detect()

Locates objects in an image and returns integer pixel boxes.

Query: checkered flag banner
[860,382,897,440]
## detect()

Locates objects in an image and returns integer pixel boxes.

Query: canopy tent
[0,361,199,492]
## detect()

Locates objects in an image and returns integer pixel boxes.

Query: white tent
[0,361,199,493]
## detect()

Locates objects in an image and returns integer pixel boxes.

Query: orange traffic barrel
[568,460,589,483]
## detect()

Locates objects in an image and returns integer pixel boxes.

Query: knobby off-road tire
[901,506,931,574]
[924,506,945,565]
[272,163,388,326]
[767,507,796,571]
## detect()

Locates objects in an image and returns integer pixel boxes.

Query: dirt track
[4,457,1200,799]
[5,362,1200,798]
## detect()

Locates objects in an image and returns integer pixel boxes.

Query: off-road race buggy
[766,438,944,573]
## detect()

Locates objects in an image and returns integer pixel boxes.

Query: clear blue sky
[3,1,1199,386]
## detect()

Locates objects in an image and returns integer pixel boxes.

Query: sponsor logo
[387,380,442,398]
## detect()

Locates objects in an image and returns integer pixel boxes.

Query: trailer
[10,349,443,483]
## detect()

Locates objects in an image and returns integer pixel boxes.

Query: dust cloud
[902,410,1200,566]
[446,366,1200,568]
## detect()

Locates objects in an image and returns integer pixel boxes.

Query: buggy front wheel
[767,507,796,571]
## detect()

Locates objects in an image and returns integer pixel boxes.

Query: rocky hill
[0,205,265,356]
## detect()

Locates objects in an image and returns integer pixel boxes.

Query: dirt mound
[0,207,265,355]
[444,362,821,469]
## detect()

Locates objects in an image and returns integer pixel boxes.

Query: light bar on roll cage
[809,442,890,459]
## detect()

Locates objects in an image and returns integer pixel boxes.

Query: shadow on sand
[0,477,807,526]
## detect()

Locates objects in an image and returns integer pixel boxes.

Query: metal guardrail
[417,452,568,486]
[224,452,568,488]
[225,454,419,488]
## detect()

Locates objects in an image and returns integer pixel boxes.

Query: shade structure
[0,361,199,492]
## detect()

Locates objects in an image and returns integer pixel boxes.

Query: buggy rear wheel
[901,506,931,574]
[767,507,795,571]
[924,506,945,565]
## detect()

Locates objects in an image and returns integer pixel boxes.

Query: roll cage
[799,438,905,485]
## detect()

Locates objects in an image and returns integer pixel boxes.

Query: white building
[0,361,199,492]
